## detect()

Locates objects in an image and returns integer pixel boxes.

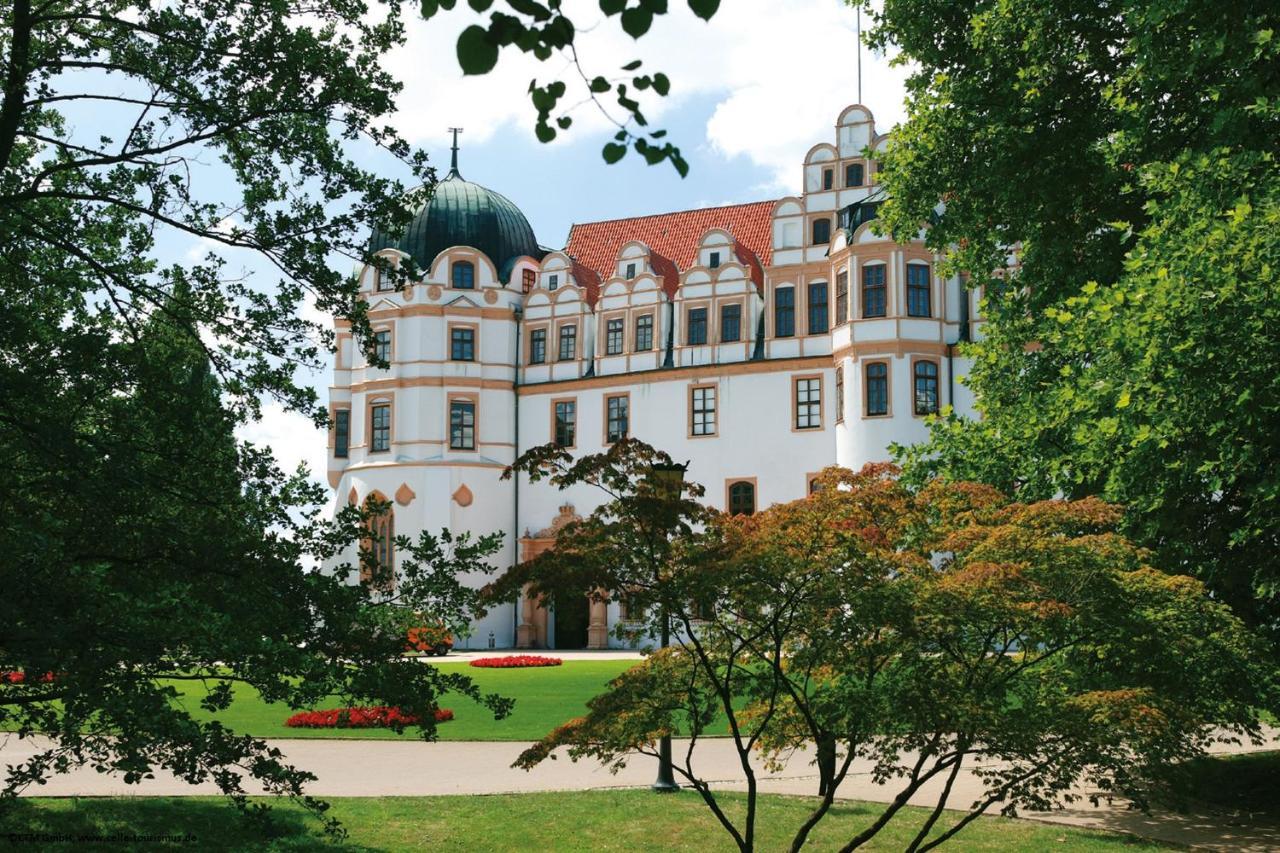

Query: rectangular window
[691,386,716,436]
[907,264,932,317]
[866,361,889,416]
[687,307,708,345]
[822,168,833,190]
[808,282,828,335]
[605,395,629,443]
[835,367,844,423]
[371,403,391,452]
[635,314,653,351]
[529,328,546,364]
[548,274,559,290]
[449,399,475,449]
[720,303,741,343]
[914,360,940,415]
[626,262,636,279]
[375,267,393,292]
[835,271,849,325]
[522,268,535,293]
[334,409,350,458]
[812,218,831,245]
[373,329,391,364]
[709,251,721,269]
[554,400,576,447]
[795,377,821,430]
[558,324,577,361]
[845,162,864,187]
[862,264,887,318]
[450,326,475,362]
[774,288,795,337]
[605,318,624,355]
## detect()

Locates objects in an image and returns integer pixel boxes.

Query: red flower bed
[284,706,453,729]
[1,671,55,684]
[469,655,563,668]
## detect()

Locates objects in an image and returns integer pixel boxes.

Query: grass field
[169,659,638,741]
[0,791,1171,852]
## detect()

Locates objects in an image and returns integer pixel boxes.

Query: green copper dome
[369,166,542,280]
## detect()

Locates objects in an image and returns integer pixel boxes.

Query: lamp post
[647,460,687,793]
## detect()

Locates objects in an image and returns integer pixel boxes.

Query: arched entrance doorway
[553,594,590,650]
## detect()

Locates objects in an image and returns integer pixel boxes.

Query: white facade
[327,105,981,649]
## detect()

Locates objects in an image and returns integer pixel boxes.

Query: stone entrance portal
[516,504,609,650]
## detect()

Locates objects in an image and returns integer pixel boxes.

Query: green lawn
[0,791,1170,852]
[169,660,638,741]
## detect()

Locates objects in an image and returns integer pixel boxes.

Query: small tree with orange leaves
[497,442,1272,853]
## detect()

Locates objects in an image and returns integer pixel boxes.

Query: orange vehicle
[406,623,454,656]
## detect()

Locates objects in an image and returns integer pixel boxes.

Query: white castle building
[326,104,981,649]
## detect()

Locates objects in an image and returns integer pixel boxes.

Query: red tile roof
[564,200,776,304]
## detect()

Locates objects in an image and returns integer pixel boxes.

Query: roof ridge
[567,198,778,231]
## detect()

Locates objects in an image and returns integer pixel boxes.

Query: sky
[237,0,913,492]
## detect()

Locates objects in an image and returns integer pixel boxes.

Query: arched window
[452,260,475,289]
[811,217,831,245]
[914,360,939,415]
[728,480,755,516]
[361,496,395,590]
[845,162,864,187]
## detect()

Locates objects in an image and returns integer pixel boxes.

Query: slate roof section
[564,200,777,303]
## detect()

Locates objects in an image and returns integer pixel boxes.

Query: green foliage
[870,0,1280,637]
[501,446,1271,853]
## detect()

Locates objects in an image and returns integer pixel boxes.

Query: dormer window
[452,260,474,289]
[374,266,393,292]
[522,269,535,293]
[625,262,636,279]
[822,168,833,190]
[709,251,720,269]
[845,163,864,187]
[548,273,559,290]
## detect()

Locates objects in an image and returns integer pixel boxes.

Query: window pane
[687,308,707,345]
[606,396,629,443]
[774,288,795,337]
[548,274,559,290]
[452,261,474,289]
[812,218,831,245]
[862,265,886,318]
[835,367,844,423]
[449,400,475,449]
[709,251,720,269]
[635,315,653,351]
[866,362,888,416]
[334,410,350,458]
[606,318,624,355]
[728,481,754,515]
[835,271,849,325]
[522,269,535,293]
[450,327,474,361]
[530,329,546,364]
[691,386,717,436]
[822,168,833,190]
[845,163,864,187]
[795,378,821,429]
[372,404,391,452]
[720,304,741,342]
[554,401,576,447]
[808,282,828,334]
[907,264,931,317]
[373,330,391,364]
[558,325,577,360]
[626,262,636,279]
[914,361,939,415]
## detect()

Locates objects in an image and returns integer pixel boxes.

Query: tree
[867,0,1280,638]
[0,0,714,826]
[498,443,1272,852]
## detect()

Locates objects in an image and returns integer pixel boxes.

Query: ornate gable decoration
[526,503,579,540]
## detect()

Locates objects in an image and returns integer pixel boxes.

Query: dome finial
[447,126,463,178]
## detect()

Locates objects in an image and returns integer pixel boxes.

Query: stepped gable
[564,199,776,304]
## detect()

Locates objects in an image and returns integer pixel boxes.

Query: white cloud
[386,0,911,190]
[238,400,328,488]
